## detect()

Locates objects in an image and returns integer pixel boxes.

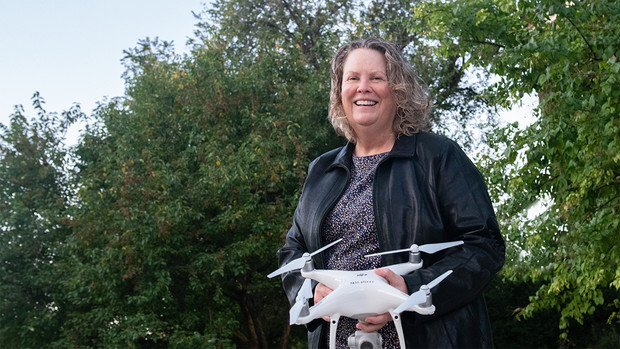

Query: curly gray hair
[328,38,432,142]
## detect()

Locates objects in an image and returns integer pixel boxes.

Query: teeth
[355,100,377,106]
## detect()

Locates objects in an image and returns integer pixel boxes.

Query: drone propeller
[267,238,343,278]
[365,241,463,258]
[289,278,313,325]
[394,270,453,314]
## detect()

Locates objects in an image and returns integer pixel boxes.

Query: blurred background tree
[60,36,322,347]
[408,0,619,344]
[0,94,82,347]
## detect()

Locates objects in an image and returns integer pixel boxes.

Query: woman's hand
[314,282,334,322]
[356,268,408,332]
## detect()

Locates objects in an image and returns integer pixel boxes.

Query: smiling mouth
[355,100,377,106]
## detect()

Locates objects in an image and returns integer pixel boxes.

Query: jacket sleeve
[277,207,309,307]
[276,159,324,332]
[402,138,505,324]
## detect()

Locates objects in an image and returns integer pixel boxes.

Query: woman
[277,38,505,348]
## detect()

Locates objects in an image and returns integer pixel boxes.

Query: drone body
[297,267,442,349]
[296,261,435,324]
[268,239,464,349]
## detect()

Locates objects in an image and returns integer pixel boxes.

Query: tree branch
[464,38,506,49]
[280,0,303,29]
[565,16,599,61]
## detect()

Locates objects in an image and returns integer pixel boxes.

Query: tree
[357,0,499,150]
[0,94,82,347]
[409,0,619,341]
[58,28,338,346]
[197,0,351,71]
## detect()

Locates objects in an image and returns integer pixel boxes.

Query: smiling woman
[340,48,397,156]
[328,38,432,148]
[275,38,505,349]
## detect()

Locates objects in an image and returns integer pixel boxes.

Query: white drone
[268,239,464,349]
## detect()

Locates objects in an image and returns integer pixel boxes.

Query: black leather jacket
[277,132,505,348]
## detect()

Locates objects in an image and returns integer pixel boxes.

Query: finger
[374,268,408,293]
[356,313,391,332]
[314,283,331,298]
[314,283,333,322]
[356,319,388,332]
[374,267,398,283]
[364,313,392,325]
[356,321,384,332]
[313,283,333,304]
[313,283,332,322]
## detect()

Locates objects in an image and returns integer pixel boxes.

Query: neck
[353,132,395,157]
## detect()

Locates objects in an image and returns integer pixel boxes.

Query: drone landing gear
[329,314,340,349]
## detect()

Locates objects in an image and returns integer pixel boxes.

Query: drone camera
[347,330,382,349]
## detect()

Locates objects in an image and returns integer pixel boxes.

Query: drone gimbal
[348,330,382,349]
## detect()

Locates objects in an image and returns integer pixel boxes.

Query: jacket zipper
[372,155,392,266]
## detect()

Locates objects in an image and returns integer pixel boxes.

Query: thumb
[375,268,408,293]
[374,267,397,282]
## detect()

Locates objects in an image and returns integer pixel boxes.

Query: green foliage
[57,29,339,346]
[410,0,620,340]
[0,94,82,347]
[354,0,499,150]
[486,277,620,347]
[486,277,561,348]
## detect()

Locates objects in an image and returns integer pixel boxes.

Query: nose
[356,77,371,93]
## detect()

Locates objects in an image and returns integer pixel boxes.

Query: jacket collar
[327,142,355,172]
[326,133,418,172]
[390,133,418,158]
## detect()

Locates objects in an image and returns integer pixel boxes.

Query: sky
[0,0,207,134]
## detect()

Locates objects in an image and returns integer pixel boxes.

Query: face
[341,48,397,138]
